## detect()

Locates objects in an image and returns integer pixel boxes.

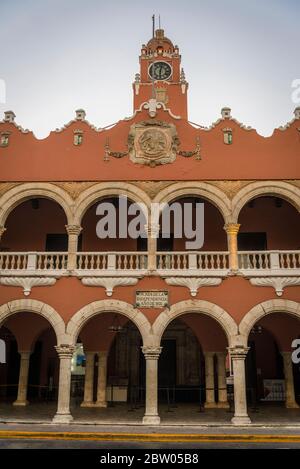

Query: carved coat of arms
[128,120,179,167]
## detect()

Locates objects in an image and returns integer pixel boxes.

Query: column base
[204,402,218,409]
[52,412,73,424]
[13,400,29,406]
[286,401,300,409]
[142,415,161,425]
[80,401,95,408]
[217,401,230,409]
[94,401,107,408]
[231,415,251,425]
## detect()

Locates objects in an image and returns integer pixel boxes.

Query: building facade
[0,29,300,425]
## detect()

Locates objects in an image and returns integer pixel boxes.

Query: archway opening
[238,196,300,251]
[157,313,231,423]
[71,312,145,423]
[0,311,59,420]
[245,312,300,420]
[1,198,68,252]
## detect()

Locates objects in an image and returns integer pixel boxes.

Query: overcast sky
[0,0,299,138]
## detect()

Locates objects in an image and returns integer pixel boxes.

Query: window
[73,131,83,146]
[0,133,10,147]
[223,128,233,145]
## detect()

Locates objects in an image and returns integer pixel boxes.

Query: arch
[0,299,66,345]
[152,181,231,224]
[73,182,152,225]
[152,299,238,347]
[66,299,152,346]
[232,181,300,222]
[0,183,74,226]
[239,299,300,345]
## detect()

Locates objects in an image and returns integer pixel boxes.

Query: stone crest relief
[128,120,179,167]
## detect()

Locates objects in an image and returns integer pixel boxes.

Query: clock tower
[133,29,189,119]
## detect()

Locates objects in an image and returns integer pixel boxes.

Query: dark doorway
[46,234,82,251]
[158,339,176,386]
[238,232,267,250]
[28,340,42,399]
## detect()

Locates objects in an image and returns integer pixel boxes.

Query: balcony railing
[0,250,299,276]
[238,250,300,273]
[0,252,68,274]
[76,252,148,272]
[156,251,229,272]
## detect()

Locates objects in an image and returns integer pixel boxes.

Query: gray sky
[0,0,299,138]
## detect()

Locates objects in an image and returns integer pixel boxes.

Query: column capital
[142,346,162,359]
[0,226,6,239]
[203,351,216,358]
[55,344,75,358]
[145,223,160,238]
[281,351,292,358]
[228,346,250,360]
[19,351,31,358]
[65,224,82,236]
[224,223,241,235]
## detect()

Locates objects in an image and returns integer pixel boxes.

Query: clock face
[149,61,172,81]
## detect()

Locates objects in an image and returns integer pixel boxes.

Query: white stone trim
[238,299,300,345]
[249,277,300,296]
[0,276,57,296]
[231,181,300,222]
[152,299,238,347]
[0,182,74,226]
[66,299,152,346]
[152,181,231,224]
[0,299,66,344]
[73,182,151,225]
[81,276,139,296]
[164,277,222,296]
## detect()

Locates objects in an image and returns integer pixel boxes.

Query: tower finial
[152,14,155,38]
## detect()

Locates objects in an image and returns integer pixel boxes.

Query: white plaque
[136,290,168,308]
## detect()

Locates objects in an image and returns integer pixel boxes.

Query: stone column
[0,226,6,243]
[65,224,82,271]
[52,344,75,424]
[81,352,95,407]
[216,352,229,408]
[95,351,108,407]
[204,352,216,408]
[224,223,241,271]
[142,346,162,425]
[13,351,31,406]
[147,223,159,271]
[281,352,299,408]
[229,346,251,425]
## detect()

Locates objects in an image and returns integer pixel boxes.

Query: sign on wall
[135,290,169,308]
